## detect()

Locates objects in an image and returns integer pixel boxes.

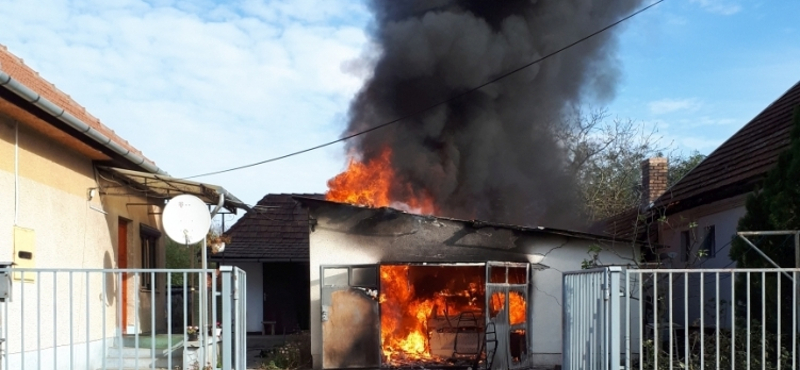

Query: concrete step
[107,344,182,358]
[102,353,182,369]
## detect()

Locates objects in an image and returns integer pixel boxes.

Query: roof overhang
[98,166,249,213]
[294,196,643,245]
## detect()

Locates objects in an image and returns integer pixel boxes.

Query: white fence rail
[564,267,800,370]
[0,267,246,370]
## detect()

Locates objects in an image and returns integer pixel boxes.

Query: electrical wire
[184,0,665,180]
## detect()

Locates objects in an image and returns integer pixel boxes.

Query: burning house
[297,197,638,369]
[298,0,646,367]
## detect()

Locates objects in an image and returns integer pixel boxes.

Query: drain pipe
[0,69,167,175]
[210,193,225,218]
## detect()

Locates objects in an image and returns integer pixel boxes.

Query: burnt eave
[294,196,643,246]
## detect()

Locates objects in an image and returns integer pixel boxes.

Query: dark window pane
[351,267,378,287]
[489,266,506,284]
[507,267,527,284]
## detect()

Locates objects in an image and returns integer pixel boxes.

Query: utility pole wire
[185,0,665,180]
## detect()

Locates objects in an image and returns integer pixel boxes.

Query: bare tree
[558,109,705,222]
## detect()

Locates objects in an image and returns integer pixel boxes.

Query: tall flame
[326,147,435,214]
[379,265,434,362]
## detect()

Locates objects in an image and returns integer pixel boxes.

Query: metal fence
[0,266,246,370]
[564,267,800,370]
[562,267,622,370]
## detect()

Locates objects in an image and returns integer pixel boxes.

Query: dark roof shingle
[656,81,800,211]
[211,193,322,261]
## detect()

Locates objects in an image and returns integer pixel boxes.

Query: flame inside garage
[379,264,529,368]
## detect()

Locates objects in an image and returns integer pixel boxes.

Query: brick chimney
[641,157,668,207]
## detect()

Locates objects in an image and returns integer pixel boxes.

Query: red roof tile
[0,44,155,168]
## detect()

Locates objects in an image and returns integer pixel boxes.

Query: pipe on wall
[0,70,167,175]
[14,119,18,226]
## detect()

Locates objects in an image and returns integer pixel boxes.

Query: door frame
[320,264,380,368]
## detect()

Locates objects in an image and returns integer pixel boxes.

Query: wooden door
[118,219,129,333]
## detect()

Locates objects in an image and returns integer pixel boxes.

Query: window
[140,224,161,290]
[701,225,716,258]
[680,230,692,262]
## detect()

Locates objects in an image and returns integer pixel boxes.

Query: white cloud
[647,98,702,115]
[0,0,371,206]
[690,0,742,15]
[680,136,724,151]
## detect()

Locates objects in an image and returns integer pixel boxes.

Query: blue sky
[610,0,800,152]
[1,0,799,224]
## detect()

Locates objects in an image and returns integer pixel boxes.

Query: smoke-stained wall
[344,0,643,227]
[301,198,638,368]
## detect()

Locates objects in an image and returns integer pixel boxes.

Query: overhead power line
[185,0,664,180]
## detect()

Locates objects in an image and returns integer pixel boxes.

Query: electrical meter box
[0,261,12,302]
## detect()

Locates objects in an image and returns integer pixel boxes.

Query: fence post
[220,266,233,370]
[607,267,622,370]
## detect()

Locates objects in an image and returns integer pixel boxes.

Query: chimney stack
[641,157,668,207]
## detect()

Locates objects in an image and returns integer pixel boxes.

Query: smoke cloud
[343,0,643,228]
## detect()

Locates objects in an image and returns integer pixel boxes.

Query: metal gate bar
[0,267,246,370]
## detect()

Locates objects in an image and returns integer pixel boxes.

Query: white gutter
[0,69,167,175]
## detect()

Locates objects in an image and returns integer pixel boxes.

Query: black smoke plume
[342,0,643,228]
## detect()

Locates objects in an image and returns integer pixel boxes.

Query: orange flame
[489,291,527,325]
[379,265,433,362]
[379,266,484,365]
[326,147,435,214]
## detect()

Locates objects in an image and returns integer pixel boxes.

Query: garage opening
[320,262,531,369]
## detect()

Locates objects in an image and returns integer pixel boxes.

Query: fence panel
[0,268,246,370]
[562,267,622,370]
[565,267,800,370]
[624,268,800,370]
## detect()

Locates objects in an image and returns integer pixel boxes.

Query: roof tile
[656,81,800,210]
[212,193,323,261]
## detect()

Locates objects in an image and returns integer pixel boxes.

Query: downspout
[0,69,167,175]
[210,193,225,218]
[14,120,18,225]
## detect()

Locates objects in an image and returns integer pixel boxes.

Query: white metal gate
[562,267,621,370]
[0,266,246,370]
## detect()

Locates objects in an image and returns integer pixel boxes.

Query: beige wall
[0,113,167,356]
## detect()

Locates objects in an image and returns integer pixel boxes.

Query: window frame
[139,224,161,291]
[701,225,716,258]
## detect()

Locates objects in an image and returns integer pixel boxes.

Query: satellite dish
[162,194,211,244]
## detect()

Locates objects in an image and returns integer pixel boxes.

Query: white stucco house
[599,80,800,330]
[0,44,245,369]
[295,197,641,369]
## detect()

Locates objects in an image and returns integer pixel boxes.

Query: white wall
[658,196,747,328]
[659,196,746,269]
[305,202,637,368]
[224,262,262,333]
[5,337,108,370]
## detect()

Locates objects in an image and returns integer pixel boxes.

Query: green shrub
[637,319,795,370]
[260,332,311,370]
